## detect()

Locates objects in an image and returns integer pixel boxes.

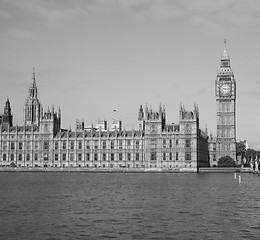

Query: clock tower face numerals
[220,83,231,96]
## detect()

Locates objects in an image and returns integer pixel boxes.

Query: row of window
[0,141,49,150]
[6,163,183,169]
[1,151,192,162]
[0,139,190,150]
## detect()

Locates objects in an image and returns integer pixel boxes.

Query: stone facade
[0,72,209,171]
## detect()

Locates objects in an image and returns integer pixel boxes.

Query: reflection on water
[0,172,259,239]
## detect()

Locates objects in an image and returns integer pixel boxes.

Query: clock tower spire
[215,40,236,161]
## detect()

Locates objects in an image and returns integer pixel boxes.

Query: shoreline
[0,167,257,174]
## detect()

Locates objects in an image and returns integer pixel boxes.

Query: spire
[29,68,38,99]
[138,105,144,121]
[4,98,11,115]
[5,98,10,108]
[222,38,230,60]
[32,67,36,83]
[220,39,231,69]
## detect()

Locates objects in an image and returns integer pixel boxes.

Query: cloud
[1,0,260,38]
[185,0,260,32]
[140,2,183,19]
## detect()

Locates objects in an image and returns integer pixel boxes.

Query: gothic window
[169,152,172,161]
[163,139,166,148]
[2,154,7,161]
[55,154,59,161]
[136,153,139,161]
[111,141,114,150]
[151,152,156,161]
[150,139,157,149]
[119,153,123,161]
[163,152,166,161]
[227,144,230,151]
[78,141,82,150]
[62,153,66,161]
[94,140,99,149]
[43,141,49,150]
[102,141,106,149]
[169,140,172,148]
[94,153,98,161]
[185,152,191,161]
[86,153,90,161]
[2,142,7,150]
[135,140,139,149]
[213,144,216,151]
[127,153,131,161]
[119,140,123,149]
[26,154,30,161]
[78,153,82,161]
[54,141,59,150]
[10,142,15,150]
[10,154,14,161]
[34,141,38,150]
[44,154,49,161]
[102,153,106,161]
[62,141,66,150]
[111,153,114,161]
[34,154,38,161]
[70,141,74,150]
[85,141,90,150]
[185,139,191,148]
[18,154,22,161]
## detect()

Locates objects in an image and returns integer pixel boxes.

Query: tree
[218,156,237,167]
[244,148,256,167]
[10,162,16,167]
[236,141,246,159]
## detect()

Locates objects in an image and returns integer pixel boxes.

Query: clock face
[220,84,231,95]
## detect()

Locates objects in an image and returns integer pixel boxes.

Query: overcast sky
[0,0,260,149]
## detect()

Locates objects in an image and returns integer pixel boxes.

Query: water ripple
[0,172,259,239]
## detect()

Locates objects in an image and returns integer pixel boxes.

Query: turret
[138,105,144,121]
[24,69,42,127]
[40,106,61,135]
[143,104,166,133]
[0,98,13,127]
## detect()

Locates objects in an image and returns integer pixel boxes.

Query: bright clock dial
[220,84,231,94]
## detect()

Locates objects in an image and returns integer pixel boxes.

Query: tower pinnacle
[24,70,41,126]
[222,38,229,60]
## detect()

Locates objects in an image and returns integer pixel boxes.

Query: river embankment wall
[0,167,258,174]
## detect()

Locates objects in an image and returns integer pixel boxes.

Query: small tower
[0,98,13,127]
[111,119,122,131]
[76,119,85,131]
[138,105,144,121]
[179,103,199,134]
[137,105,145,131]
[40,106,61,135]
[144,104,166,134]
[96,119,107,131]
[24,69,42,127]
[179,103,200,168]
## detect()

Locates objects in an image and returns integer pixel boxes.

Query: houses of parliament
[0,43,236,171]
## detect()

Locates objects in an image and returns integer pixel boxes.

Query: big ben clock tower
[215,40,236,161]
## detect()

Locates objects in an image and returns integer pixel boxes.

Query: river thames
[0,172,259,239]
